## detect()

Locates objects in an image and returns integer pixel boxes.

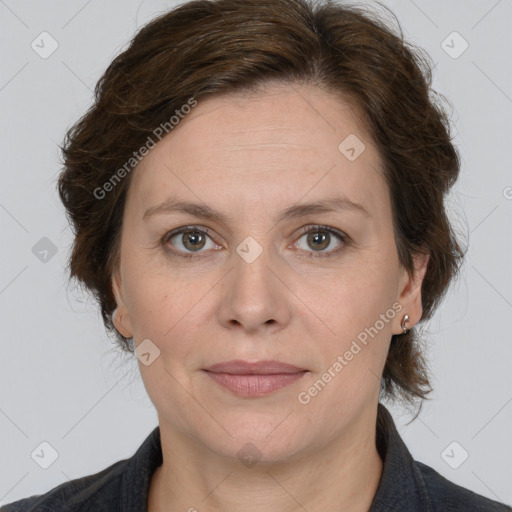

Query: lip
[204,359,306,374]
[203,360,308,397]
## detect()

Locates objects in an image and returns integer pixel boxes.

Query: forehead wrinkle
[223,143,314,151]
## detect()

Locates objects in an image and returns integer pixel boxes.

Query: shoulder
[0,458,128,512]
[2,425,161,512]
[416,460,512,511]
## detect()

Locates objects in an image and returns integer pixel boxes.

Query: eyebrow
[143,196,370,224]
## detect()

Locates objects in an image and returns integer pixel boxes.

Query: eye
[293,225,348,258]
[162,224,349,260]
[163,226,219,259]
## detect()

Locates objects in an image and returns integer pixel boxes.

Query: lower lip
[203,371,307,397]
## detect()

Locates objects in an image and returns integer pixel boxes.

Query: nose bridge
[231,235,276,300]
[219,234,290,330]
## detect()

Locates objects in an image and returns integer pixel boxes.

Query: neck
[148,406,383,512]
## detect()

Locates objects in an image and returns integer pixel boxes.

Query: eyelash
[161,225,349,260]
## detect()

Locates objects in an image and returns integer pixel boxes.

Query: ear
[394,251,430,335]
[111,269,133,338]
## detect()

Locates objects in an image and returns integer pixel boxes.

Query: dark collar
[370,403,433,511]
[122,424,162,511]
[120,403,432,512]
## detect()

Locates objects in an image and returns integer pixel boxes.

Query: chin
[210,437,306,466]
[197,417,313,464]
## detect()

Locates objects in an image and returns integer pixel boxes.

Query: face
[112,84,428,462]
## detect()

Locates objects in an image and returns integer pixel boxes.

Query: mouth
[202,360,308,397]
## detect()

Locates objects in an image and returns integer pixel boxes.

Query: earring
[401,314,410,334]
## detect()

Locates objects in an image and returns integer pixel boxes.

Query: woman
[2,0,510,510]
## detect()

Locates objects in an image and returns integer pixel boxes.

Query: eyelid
[294,224,347,240]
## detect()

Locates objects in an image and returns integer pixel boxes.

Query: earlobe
[112,307,132,338]
[395,252,430,335]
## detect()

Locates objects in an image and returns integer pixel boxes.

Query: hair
[57,0,464,409]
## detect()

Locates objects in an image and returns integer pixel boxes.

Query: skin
[111,83,429,512]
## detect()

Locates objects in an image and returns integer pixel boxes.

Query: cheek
[302,281,397,412]
[122,262,181,337]
[123,263,217,354]
[310,257,399,379]
[319,257,399,333]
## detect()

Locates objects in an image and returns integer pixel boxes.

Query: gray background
[1,0,511,506]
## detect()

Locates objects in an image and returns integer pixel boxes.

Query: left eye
[293,226,346,256]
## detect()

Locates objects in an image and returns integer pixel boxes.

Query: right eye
[162,226,221,259]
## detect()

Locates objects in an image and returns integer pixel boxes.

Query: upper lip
[204,360,306,375]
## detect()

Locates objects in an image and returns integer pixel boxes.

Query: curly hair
[57,0,464,407]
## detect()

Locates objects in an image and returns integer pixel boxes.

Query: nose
[217,242,292,334]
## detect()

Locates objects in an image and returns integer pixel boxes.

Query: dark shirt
[2,403,510,511]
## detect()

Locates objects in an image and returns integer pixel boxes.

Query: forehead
[126,84,390,224]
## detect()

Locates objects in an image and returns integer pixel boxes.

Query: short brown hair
[57,0,464,407]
